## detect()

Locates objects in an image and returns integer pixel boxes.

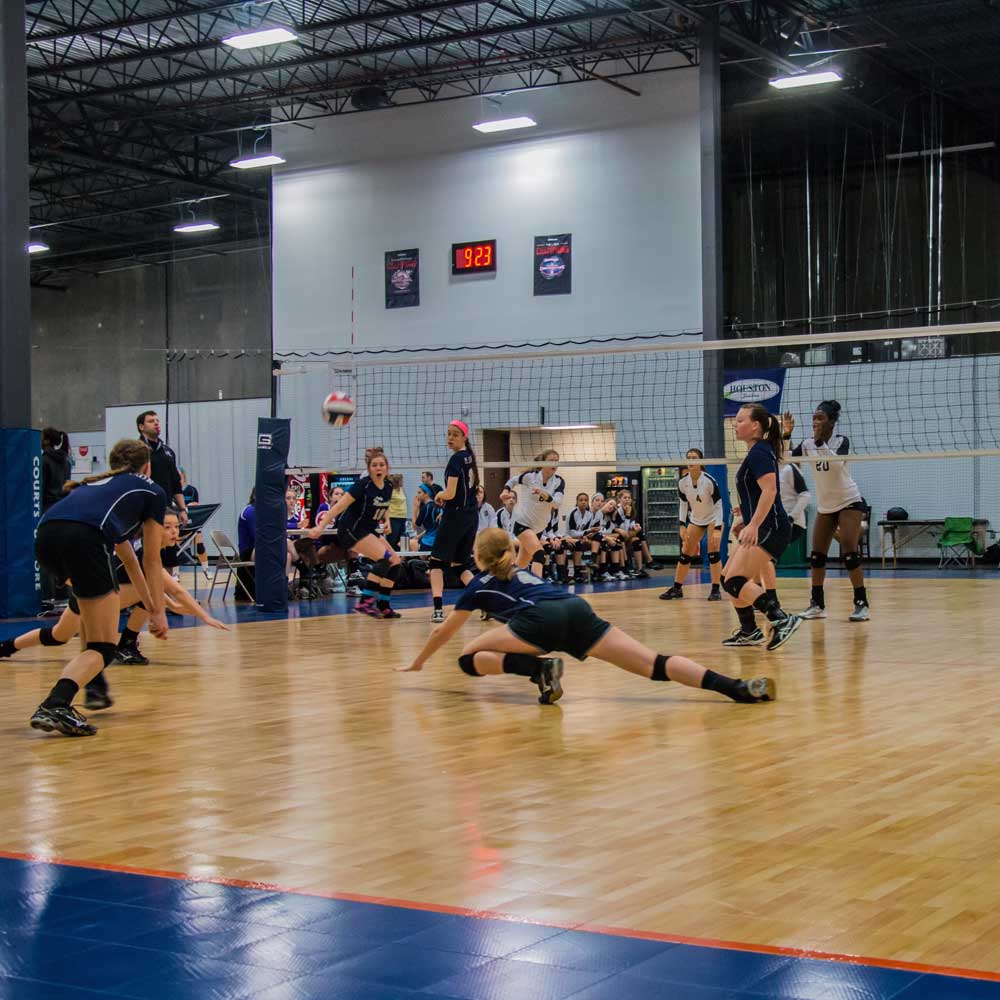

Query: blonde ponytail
[474,528,517,579]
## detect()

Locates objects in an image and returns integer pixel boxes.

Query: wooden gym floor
[3,572,1000,992]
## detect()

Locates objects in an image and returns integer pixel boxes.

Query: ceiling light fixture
[26,241,50,254]
[472,116,537,134]
[221,27,298,50]
[172,221,221,234]
[229,153,286,169]
[540,423,599,430]
[768,69,842,90]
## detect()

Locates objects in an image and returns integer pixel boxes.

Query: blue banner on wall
[0,428,42,618]
[254,417,291,612]
[722,368,786,417]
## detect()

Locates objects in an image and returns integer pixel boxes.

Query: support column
[0,0,40,618]
[700,11,725,460]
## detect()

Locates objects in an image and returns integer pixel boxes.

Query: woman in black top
[721,404,801,652]
[30,439,169,737]
[428,420,481,624]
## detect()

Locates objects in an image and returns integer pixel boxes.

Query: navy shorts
[758,522,792,562]
[431,510,477,565]
[35,521,118,600]
[508,596,612,660]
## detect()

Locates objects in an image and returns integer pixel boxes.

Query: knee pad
[87,642,119,667]
[843,551,862,571]
[428,557,447,572]
[384,561,402,582]
[531,550,547,566]
[678,553,693,565]
[810,551,828,569]
[39,627,67,647]
[458,653,480,677]
[371,558,390,578]
[196,543,206,556]
[708,552,721,564]
[68,592,80,615]
[722,575,748,599]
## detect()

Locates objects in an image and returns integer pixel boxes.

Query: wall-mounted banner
[533,233,572,296]
[385,248,420,308]
[722,368,786,417]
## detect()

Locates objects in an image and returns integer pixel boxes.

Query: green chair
[937,517,981,569]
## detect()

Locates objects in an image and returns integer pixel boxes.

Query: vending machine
[641,466,682,558]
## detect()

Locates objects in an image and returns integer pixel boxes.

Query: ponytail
[474,527,516,579]
[740,405,784,460]
[65,439,150,492]
[465,435,480,491]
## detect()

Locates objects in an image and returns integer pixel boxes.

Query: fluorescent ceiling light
[887,141,995,161]
[229,153,286,169]
[768,69,842,90]
[540,423,598,430]
[26,241,50,253]
[221,27,297,50]
[472,116,537,134]
[173,221,220,234]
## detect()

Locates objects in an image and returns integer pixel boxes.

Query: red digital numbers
[453,240,496,273]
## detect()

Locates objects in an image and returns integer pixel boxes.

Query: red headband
[449,419,470,437]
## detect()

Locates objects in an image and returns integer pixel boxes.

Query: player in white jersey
[783,400,870,622]
[495,489,516,538]
[660,449,725,601]
[565,492,597,583]
[505,450,566,577]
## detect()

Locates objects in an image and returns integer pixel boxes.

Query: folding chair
[208,530,255,602]
[937,517,979,569]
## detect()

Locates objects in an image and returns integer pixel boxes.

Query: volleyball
[322,391,356,427]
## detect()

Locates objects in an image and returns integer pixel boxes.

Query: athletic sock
[736,605,756,633]
[44,678,79,708]
[502,653,542,679]
[753,592,786,623]
[360,587,376,601]
[811,585,825,608]
[710,583,720,594]
[0,638,17,658]
[119,627,139,647]
[765,588,778,604]
[700,669,744,701]
[433,596,443,612]
[854,586,868,605]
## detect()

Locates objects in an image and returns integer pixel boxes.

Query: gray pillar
[1,0,30,428]
[700,12,724,458]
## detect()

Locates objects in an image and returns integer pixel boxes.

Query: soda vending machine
[641,466,681,559]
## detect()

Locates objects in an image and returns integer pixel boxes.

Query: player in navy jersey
[783,401,870,622]
[309,449,401,618]
[429,420,481,623]
[721,405,802,651]
[28,439,169,736]
[4,510,228,703]
[397,529,775,705]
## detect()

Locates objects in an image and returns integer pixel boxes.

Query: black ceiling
[26,0,1000,280]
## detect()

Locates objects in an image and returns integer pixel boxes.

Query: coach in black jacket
[137,409,189,523]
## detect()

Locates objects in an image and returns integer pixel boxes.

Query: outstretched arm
[397,611,472,671]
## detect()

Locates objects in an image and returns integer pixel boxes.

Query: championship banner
[722,368,786,417]
[0,428,42,618]
[254,417,291,612]
[384,248,420,309]
[533,233,572,296]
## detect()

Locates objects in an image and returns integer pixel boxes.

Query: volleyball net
[275,321,1000,472]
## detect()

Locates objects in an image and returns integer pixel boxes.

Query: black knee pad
[428,557,447,572]
[196,543,206,556]
[458,653,480,677]
[810,551,828,569]
[384,561,402,582]
[722,575,748,599]
[371,558,389,578]
[678,553,693,565]
[39,627,66,647]
[531,550,547,566]
[843,551,862,571]
[68,592,80,615]
[708,552,721,564]
[87,641,119,667]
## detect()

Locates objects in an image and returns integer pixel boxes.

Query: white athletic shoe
[849,602,870,622]
[431,609,445,624]
[801,603,827,620]
[616,571,629,581]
